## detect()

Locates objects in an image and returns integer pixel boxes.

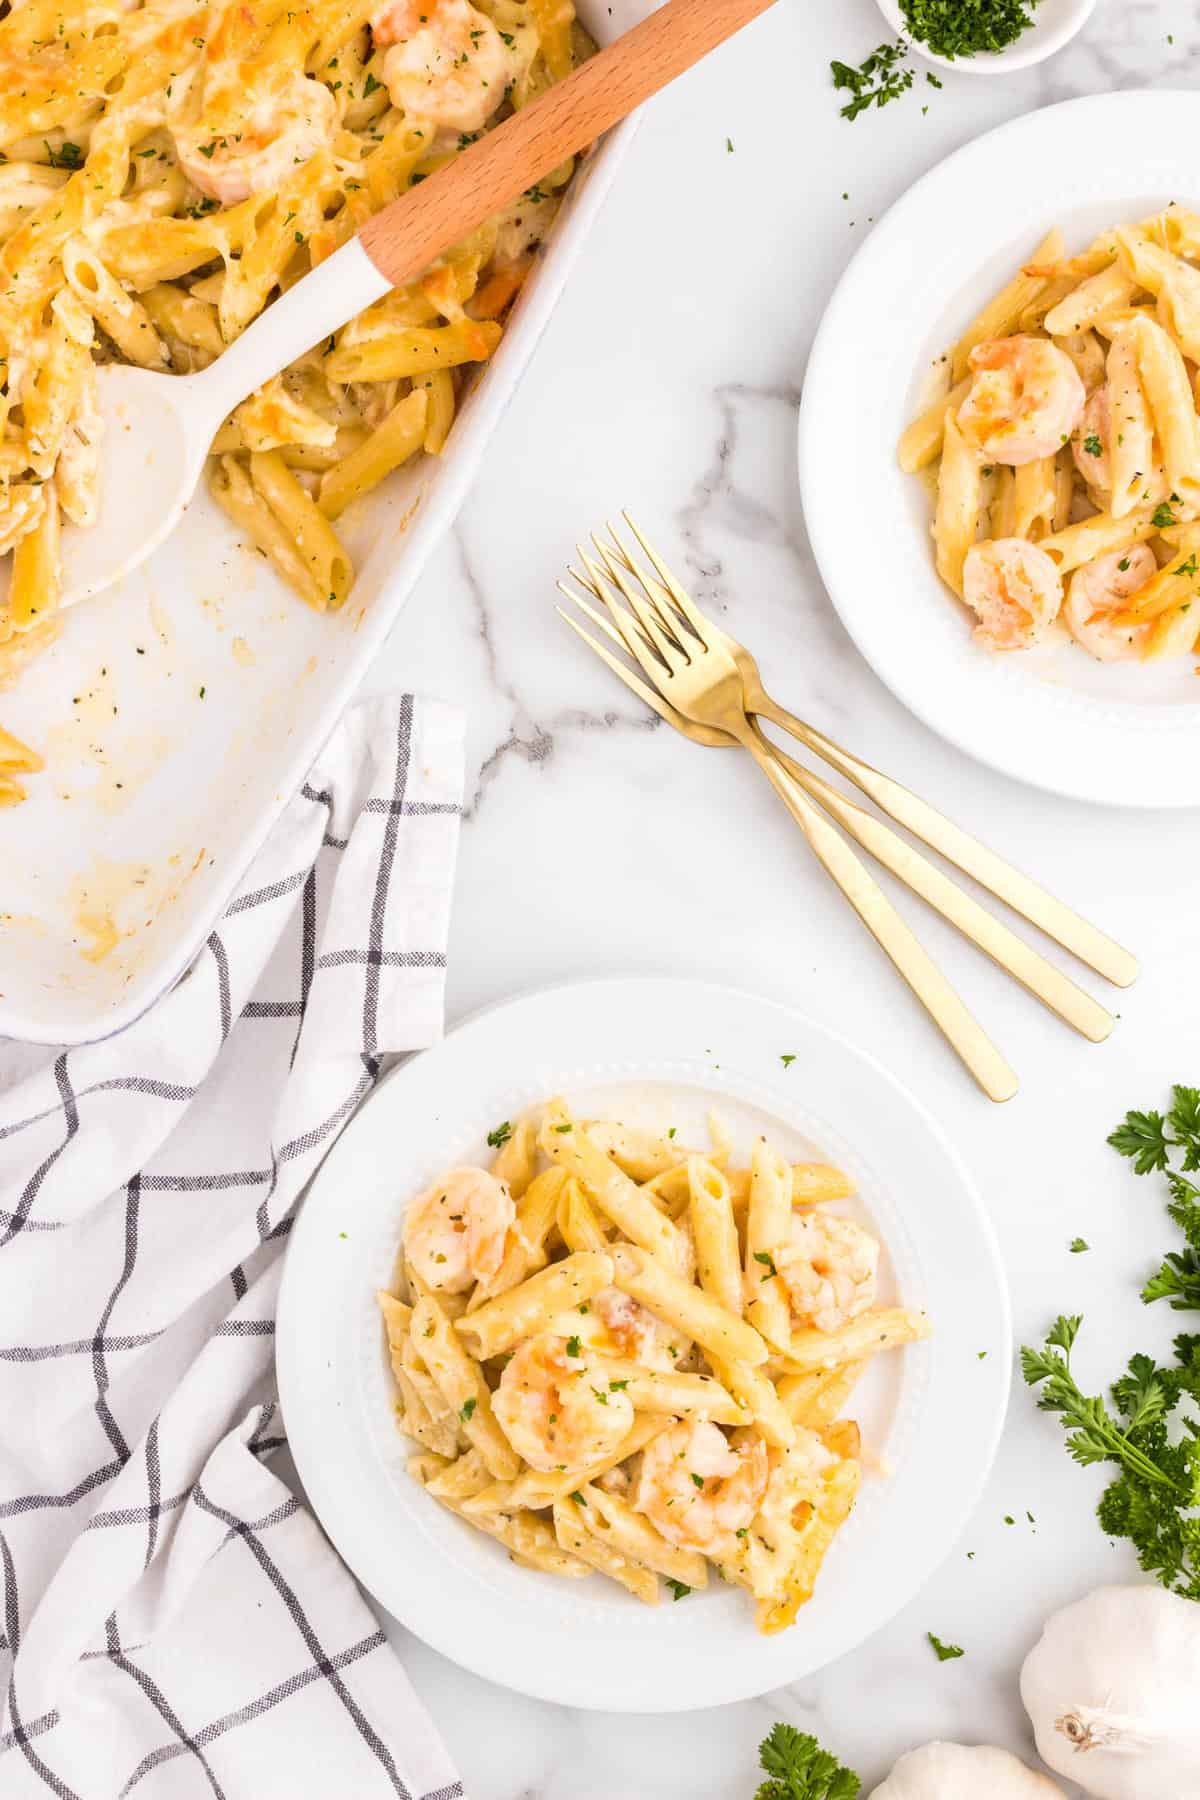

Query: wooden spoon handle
[358,0,777,288]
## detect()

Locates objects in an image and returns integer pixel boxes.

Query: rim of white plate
[798,90,1200,811]
[277,976,1012,1712]
[875,0,1096,73]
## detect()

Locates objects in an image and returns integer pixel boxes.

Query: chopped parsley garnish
[753,1250,778,1278]
[565,1335,582,1358]
[901,0,1041,58]
[834,2,1042,128]
[569,1489,586,1504]
[927,1632,964,1661]
[689,1472,705,1489]
[1178,554,1199,578]
[486,1120,513,1147]
[46,140,84,169]
[609,1379,630,1391]
[1069,1237,1090,1253]
[830,41,913,122]
[780,1053,796,1068]
[1083,433,1103,457]
[553,1122,573,1133]
[666,1579,692,1601]
[363,71,383,96]
[459,1397,476,1421]
[1153,501,1179,528]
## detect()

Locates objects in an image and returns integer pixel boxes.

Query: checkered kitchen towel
[0,693,465,1800]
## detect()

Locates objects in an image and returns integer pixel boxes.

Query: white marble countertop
[359,2,1200,1792]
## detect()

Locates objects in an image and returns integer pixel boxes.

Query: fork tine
[590,534,687,671]
[599,537,690,648]
[555,606,687,734]
[622,511,710,639]
[577,551,680,690]
[557,577,637,656]
[598,523,694,647]
[575,549,664,667]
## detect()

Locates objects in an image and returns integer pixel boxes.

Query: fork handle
[761,735,1114,1044]
[754,698,1138,990]
[740,732,1019,1102]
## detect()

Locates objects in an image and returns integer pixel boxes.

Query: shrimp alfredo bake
[377,1099,930,1632]
[899,211,1200,665]
[0,0,591,805]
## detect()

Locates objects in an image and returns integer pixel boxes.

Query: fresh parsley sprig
[753,1723,860,1800]
[1021,1089,1200,1599]
[1022,1319,1200,1597]
[1110,1087,1200,1308]
[1108,1084,1200,1174]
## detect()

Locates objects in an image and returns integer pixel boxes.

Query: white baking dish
[0,3,640,1046]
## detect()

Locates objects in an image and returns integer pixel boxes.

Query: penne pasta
[689,1156,743,1319]
[577,1483,708,1589]
[552,1497,659,1603]
[455,1250,614,1360]
[781,1307,932,1375]
[933,407,984,598]
[743,1137,793,1351]
[1127,313,1200,510]
[410,1294,519,1481]
[609,1243,768,1368]
[541,1100,689,1273]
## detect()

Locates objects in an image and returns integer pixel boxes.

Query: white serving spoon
[59,0,777,609]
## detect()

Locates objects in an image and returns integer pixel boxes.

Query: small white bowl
[875,0,1096,73]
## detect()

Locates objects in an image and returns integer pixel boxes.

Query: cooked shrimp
[774,1212,879,1335]
[962,537,1064,651]
[1072,385,1112,495]
[403,1165,514,1294]
[958,335,1086,466]
[373,0,516,134]
[172,63,336,204]
[492,1331,634,1472]
[634,1420,768,1557]
[1063,544,1158,662]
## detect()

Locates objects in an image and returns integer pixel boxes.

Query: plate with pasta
[0,0,641,1045]
[276,978,1010,1710]
[799,90,1200,809]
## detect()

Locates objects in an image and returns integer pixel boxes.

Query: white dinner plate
[798,91,1200,810]
[277,977,1010,1712]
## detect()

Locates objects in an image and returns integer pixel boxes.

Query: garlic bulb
[867,1741,1065,1798]
[1020,1584,1200,1799]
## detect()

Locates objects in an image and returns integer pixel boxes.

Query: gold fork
[599,518,1137,992]
[556,521,1132,1101]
